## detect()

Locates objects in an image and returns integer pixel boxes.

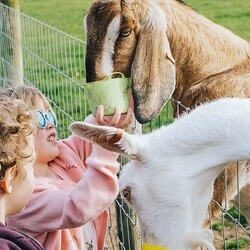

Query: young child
[0,96,43,250]
[1,85,133,250]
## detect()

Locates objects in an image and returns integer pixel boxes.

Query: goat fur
[84,0,250,226]
[70,98,250,249]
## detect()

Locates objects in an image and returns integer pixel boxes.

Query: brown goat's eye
[120,29,131,37]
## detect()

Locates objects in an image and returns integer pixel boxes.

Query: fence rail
[1,3,249,249]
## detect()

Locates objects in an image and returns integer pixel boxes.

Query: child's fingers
[96,105,121,126]
[95,106,134,129]
[107,106,121,126]
[95,105,105,125]
[117,108,134,129]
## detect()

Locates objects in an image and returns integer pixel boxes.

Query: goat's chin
[133,93,170,123]
[139,218,158,244]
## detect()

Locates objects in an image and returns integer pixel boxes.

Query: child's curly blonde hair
[0,85,57,131]
[0,85,53,111]
[0,96,35,182]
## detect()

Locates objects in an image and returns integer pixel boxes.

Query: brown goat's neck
[161,0,250,102]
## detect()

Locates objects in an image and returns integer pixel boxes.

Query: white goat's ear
[69,122,140,159]
[131,8,176,124]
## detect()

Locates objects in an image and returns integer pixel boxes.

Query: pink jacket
[6,117,120,250]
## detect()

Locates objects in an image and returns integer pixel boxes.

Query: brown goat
[84,0,250,227]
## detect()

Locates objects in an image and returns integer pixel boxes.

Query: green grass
[142,102,174,134]
[211,207,250,249]
[212,207,249,232]
[225,207,249,226]
[185,0,250,41]
[225,237,250,249]
[20,0,92,40]
[20,0,250,42]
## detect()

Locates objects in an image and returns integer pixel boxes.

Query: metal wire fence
[1,3,249,249]
[0,2,87,139]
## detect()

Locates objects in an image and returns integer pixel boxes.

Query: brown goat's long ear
[69,122,140,159]
[131,11,176,124]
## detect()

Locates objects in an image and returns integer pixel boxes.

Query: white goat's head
[70,98,250,249]
[69,119,218,249]
[69,121,181,247]
[84,0,176,124]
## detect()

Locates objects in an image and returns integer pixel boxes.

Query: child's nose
[46,120,55,129]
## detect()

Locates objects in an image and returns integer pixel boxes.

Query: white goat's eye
[122,187,131,200]
[120,29,131,37]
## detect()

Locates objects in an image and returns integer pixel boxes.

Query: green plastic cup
[84,73,131,116]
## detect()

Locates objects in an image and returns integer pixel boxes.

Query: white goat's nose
[122,187,131,200]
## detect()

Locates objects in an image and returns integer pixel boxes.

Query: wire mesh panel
[0,3,88,139]
[20,20,88,139]
[0,3,250,249]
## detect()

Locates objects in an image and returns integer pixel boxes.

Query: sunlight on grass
[20,0,91,40]
[21,0,250,42]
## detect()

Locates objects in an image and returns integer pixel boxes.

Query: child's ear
[0,167,15,194]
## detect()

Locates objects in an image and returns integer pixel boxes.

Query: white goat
[70,98,250,250]
[84,0,250,225]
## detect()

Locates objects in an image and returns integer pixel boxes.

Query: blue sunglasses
[37,110,58,128]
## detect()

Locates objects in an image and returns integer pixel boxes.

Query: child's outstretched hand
[95,105,134,130]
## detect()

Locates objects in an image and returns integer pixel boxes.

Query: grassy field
[20,0,250,42]
[186,0,250,41]
[20,0,92,40]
